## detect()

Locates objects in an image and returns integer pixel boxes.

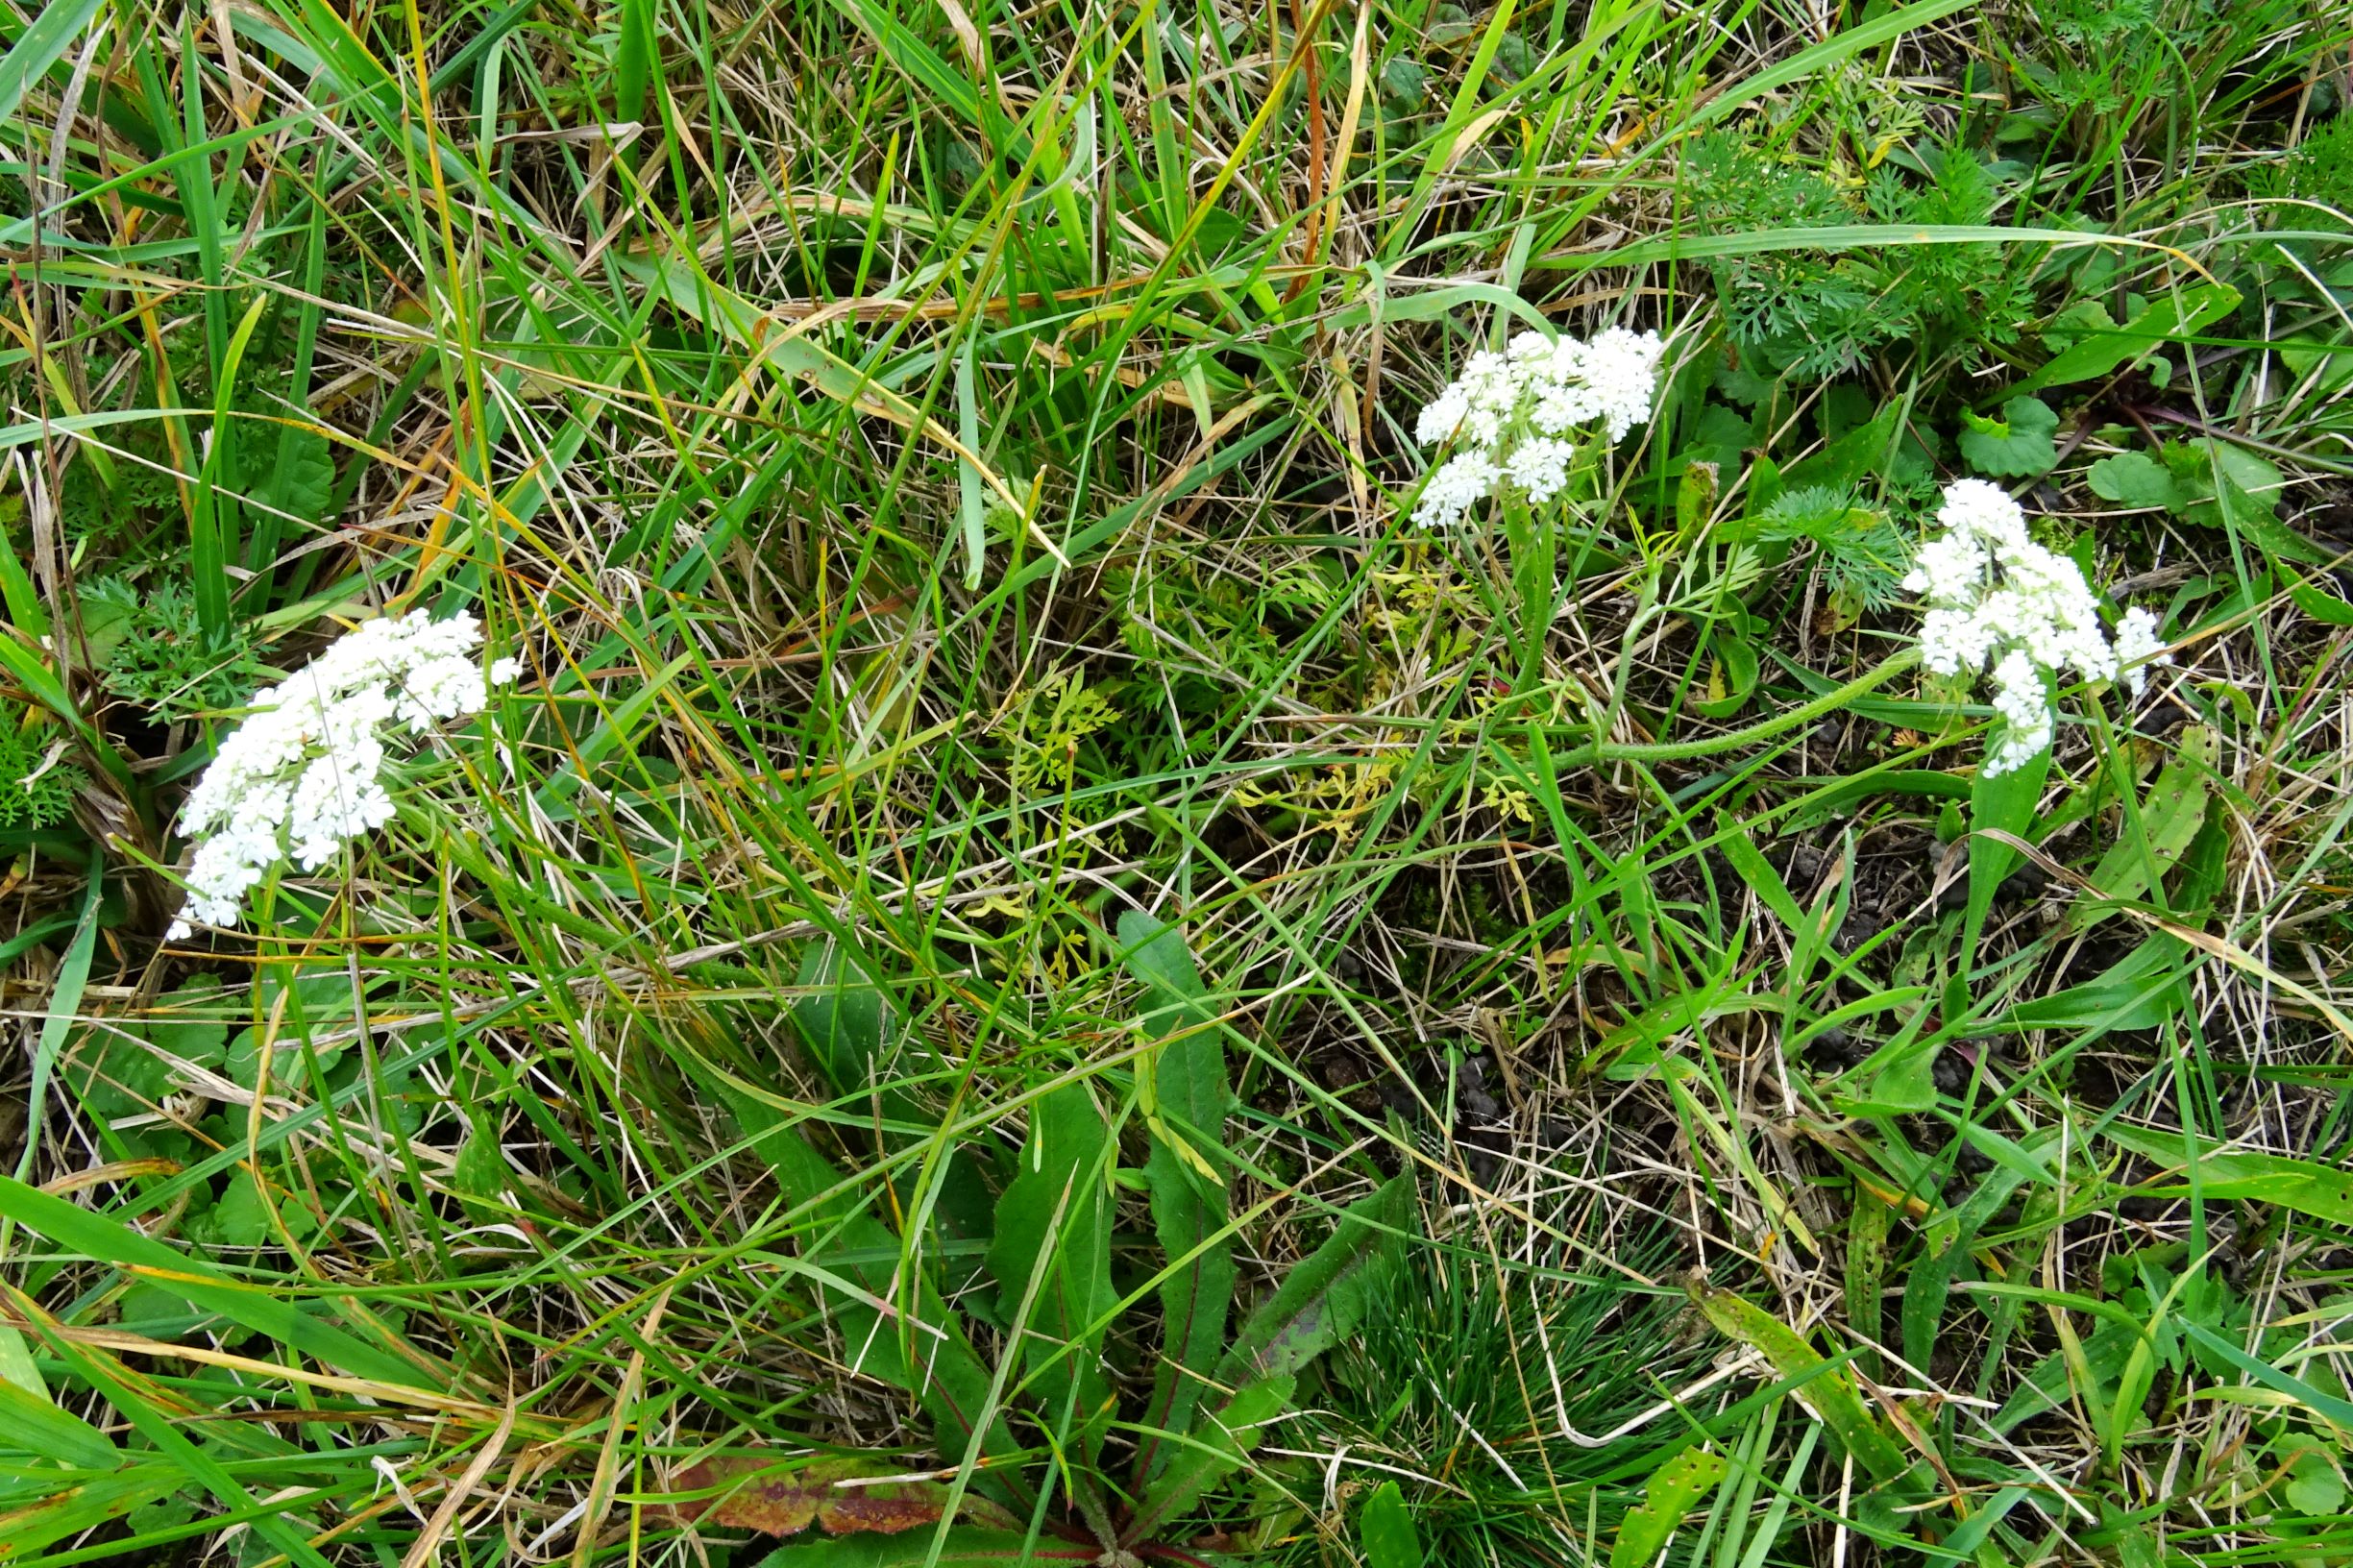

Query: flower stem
[1557,647,1922,770]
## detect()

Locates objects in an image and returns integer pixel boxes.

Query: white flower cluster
[1904,478,2172,775]
[166,610,522,940]
[1411,326,1664,528]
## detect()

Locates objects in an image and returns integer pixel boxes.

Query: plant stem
[1557,647,1922,770]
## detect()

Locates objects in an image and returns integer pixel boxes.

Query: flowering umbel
[166,609,522,939]
[1411,326,1665,528]
[1906,479,2170,775]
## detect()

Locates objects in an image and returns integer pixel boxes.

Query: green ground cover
[4,0,2353,1562]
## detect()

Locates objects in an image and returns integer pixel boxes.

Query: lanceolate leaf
[1688,1283,1909,1481]
[2102,1125,2353,1225]
[985,1085,1116,1461]
[1116,912,1238,1490]
[2021,282,2241,392]
[1213,1173,1414,1389]
[1360,1479,1427,1568]
[790,944,995,1245]
[1119,1371,1296,1548]
[705,1075,1025,1505]
[1610,1446,1728,1568]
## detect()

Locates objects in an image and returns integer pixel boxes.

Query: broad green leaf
[1213,1173,1413,1388]
[2166,439,2326,564]
[1116,913,1237,1490]
[1121,1371,1295,1546]
[246,422,336,527]
[62,979,230,1125]
[1610,1446,1728,1568]
[2002,936,2193,1033]
[1690,634,1761,720]
[791,944,994,1244]
[2022,283,2240,391]
[1360,1480,1426,1568]
[791,944,896,1101]
[2074,725,2216,929]
[1963,745,2048,983]
[2088,452,2182,510]
[2284,1450,2347,1515]
[2289,573,2353,627]
[0,1177,436,1389]
[1711,817,1806,938]
[986,1085,1116,1460]
[1901,1133,2053,1370]
[1689,1284,1909,1480]
[704,1075,1023,1503]
[1957,396,2058,478]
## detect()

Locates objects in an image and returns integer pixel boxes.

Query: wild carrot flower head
[1905,479,2171,775]
[166,609,521,939]
[1410,326,1664,527]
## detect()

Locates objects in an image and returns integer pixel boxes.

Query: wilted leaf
[668,1455,1013,1538]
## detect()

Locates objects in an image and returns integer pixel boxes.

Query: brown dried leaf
[666,1455,1009,1538]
